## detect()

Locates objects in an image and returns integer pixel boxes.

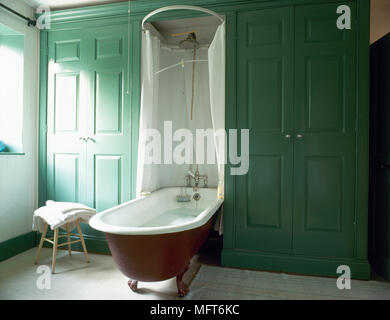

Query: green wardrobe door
[46,24,132,238]
[47,29,88,205]
[83,24,132,212]
[235,7,294,253]
[83,24,132,237]
[293,3,357,258]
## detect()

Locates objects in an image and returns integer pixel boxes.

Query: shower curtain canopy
[141,5,225,31]
[138,7,226,233]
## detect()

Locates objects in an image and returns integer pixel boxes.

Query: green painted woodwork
[222,0,371,279]
[39,30,48,209]
[354,0,370,261]
[292,2,357,258]
[233,2,359,256]
[37,0,371,277]
[39,0,360,27]
[235,7,294,254]
[0,232,36,263]
[223,10,237,251]
[46,23,133,241]
[369,33,390,281]
[222,248,370,280]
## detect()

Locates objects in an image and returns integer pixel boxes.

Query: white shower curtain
[136,30,161,196]
[208,22,226,200]
[208,22,226,235]
[137,23,226,207]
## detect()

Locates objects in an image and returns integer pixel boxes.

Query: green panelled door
[235,7,295,253]
[47,28,88,206]
[235,3,357,257]
[46,24,132,238]
[83,25,132,211]
[292,3,357,258]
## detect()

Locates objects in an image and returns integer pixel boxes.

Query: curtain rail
[142,5,224,31]
[0,3,36,27]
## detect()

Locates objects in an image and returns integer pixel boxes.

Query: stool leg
[52,228,59,274]
[76,220,89,263]
[66,224,71,256]
[34,222,49,264]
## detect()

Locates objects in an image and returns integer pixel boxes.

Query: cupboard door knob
[297,134,303,139]
[79,137,86,142]
[285,134,291,139]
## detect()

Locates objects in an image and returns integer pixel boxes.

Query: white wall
[0,0,39,242]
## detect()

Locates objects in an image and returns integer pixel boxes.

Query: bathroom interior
[1,0,390,301]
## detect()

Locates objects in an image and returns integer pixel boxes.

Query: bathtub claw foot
[128,280,138,292]
[176,265,190,297]
[176,279,189,297]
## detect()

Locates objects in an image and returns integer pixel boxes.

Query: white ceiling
[23,0,129,10]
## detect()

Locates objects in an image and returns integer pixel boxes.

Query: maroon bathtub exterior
[104,211,217,282]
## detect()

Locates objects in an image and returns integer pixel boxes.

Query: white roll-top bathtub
[89,187,223,235]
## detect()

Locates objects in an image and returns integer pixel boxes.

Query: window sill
[0,152,25,156]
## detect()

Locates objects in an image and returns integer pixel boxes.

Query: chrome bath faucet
[186,166,208,190]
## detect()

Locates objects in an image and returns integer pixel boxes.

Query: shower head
[178,32,199,49]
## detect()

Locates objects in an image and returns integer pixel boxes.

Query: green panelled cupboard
[222,0,370,279]
[40,9,142,252]
[45,24,133,248]
[369,33,390,281]
[39,0,370,277]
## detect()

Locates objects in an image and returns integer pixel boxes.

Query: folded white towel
[45,200,96,214]
[32,202,96,233]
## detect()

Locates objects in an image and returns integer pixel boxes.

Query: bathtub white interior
[89,187,222,235]
[102,187,218,226]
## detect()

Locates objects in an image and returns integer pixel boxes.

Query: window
[0,23,24,153]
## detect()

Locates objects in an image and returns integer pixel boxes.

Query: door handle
[285,134,292,139]
[79,137,87,142]
[296,134,303,139]
[86,137,95,143]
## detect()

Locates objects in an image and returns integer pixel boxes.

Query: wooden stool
[34,218,89,273]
